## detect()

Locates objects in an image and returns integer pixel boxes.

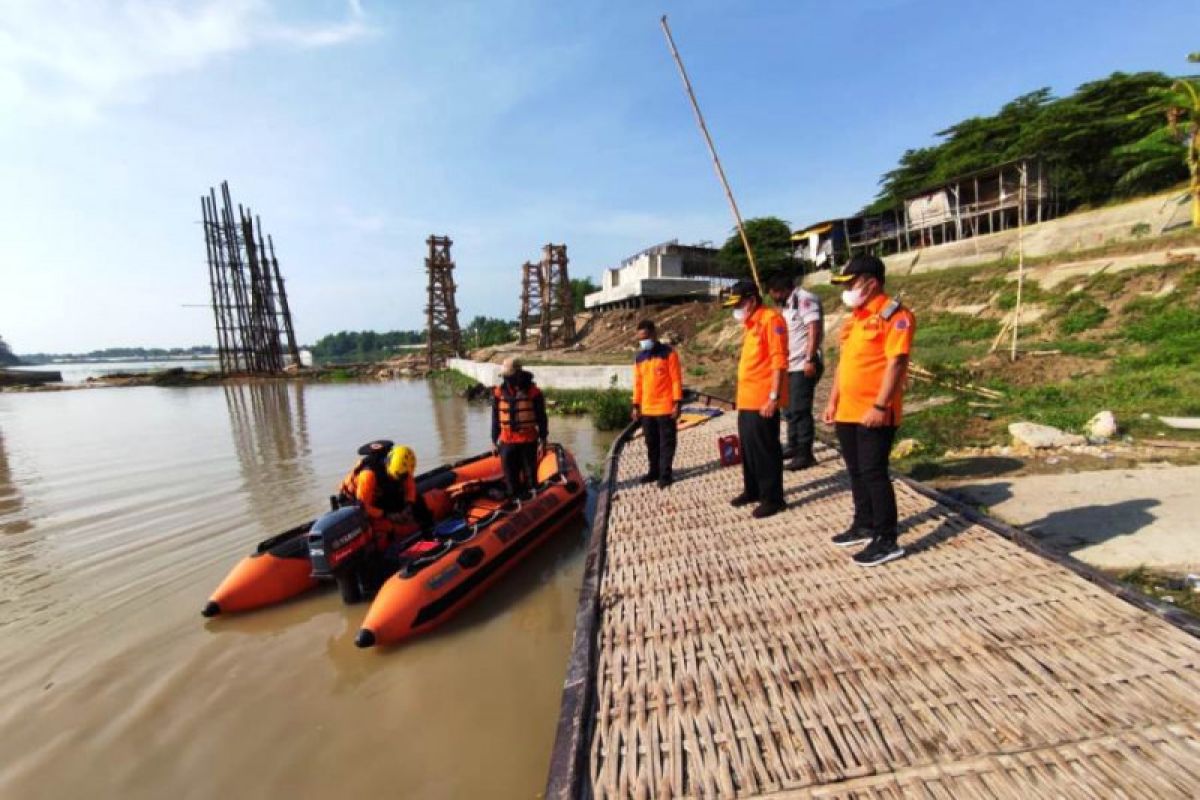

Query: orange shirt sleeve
[885,310,915,359]
[355,470,383,518]
[669,350,682,402]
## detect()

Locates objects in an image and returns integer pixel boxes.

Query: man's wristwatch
[768,391,779,401]
[872,403,887,412]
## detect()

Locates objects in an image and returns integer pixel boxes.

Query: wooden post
[201,197,231,373]
[267,233,301,367]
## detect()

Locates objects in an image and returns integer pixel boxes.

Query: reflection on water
[225,383,317,528]
[429,381,469,458]
[0,423,30,535]
[0,380,613,799]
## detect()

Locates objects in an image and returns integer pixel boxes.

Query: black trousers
[784,363,823,457]
[737,410,784,506]
[499,442,539,496]
[640,415,677,479]
[835,423,898,539]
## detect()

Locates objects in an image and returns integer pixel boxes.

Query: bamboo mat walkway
[548,409,1200,799]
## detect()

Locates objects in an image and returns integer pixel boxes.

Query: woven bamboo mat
[585,412,1200,798]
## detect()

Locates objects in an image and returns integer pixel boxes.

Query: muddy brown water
[0,380,614,799]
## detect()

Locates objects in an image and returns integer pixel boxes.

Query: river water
[0,380,613,799]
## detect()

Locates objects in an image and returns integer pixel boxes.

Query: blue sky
[2,0,1196,353]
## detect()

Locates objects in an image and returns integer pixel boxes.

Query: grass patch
[996,280,1049,310]
[895,400,978,457]
[543,388,633,431]
[1055,294,1108,334]
[429,368,480,393]
[1117,566,1200,618]
[914,312,1000,367]
[1044,339,1108,357]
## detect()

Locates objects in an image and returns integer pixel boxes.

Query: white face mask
[638,338,653,351]
[841,287,868,308]
[732,307,747,323]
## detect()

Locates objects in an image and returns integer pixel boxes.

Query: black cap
[831,254,885,284]
[721,279,760,308]
[357,439,394,457]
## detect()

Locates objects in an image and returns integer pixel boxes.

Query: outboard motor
[307,505,374,604]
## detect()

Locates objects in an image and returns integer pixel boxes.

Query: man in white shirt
[767,272,825,470]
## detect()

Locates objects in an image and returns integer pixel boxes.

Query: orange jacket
[492,373,548,445]
[354,468,417,519]
[736,306,789,410]
[835,293,915,425]
[633,342,682,416]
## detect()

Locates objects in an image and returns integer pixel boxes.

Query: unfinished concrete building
[793,157,1057,264]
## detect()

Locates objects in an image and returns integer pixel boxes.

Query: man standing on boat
[724,279,789,519]
[631,319,683,488]
[766,272,824,471]
[492,358,549,498]
[823,254,915,567]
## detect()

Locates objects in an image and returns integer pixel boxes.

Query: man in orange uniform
[341,441,432,544]
[631,319,683,488]
[724,279,790,519]
[492,358,549,498]
[823,254,915,567]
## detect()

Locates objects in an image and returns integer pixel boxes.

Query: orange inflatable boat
[203,444,585,649]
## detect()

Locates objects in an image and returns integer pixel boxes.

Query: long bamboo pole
[660,15,762,294]
[1010,163,1028,361]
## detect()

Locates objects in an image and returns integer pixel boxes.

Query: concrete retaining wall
[447,358,633,391]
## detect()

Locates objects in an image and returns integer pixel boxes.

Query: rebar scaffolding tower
[425,235,464,366]
[200,181,300,374]
[518,260,545,345]
[539,243,575,348]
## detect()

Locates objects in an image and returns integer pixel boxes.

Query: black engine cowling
[307,506,375,604]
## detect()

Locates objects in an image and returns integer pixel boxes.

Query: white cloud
[0,0,376,121]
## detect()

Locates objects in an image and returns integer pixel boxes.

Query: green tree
[308,329,426,362]
[570,277,598,312]
[464,316,516,349]
[1116,55,1200,227]
[716,217,794,283]
[865,72,1182,213]
[0,335,18,366]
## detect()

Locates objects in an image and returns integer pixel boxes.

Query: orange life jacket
[494,383,542,444]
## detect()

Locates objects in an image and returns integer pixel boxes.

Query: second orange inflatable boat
[203,444,586,650]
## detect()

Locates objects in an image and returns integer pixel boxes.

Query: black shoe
[657,475,673,489]
[781,446,799,460]
[831,527,873,547]
[639,473,659,485]
[853,537,905,567]
[785,456,817,471]
[730,493,758,507]
[752,501,785,519]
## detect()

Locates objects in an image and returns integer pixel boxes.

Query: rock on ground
[1008,421,1086,449]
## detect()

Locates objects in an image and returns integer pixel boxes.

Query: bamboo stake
[1010,163,1028,361]
[660,15,762,295]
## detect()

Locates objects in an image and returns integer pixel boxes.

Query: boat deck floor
[556,410,1200,799]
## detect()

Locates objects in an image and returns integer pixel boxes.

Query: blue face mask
[638,339,654,351]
